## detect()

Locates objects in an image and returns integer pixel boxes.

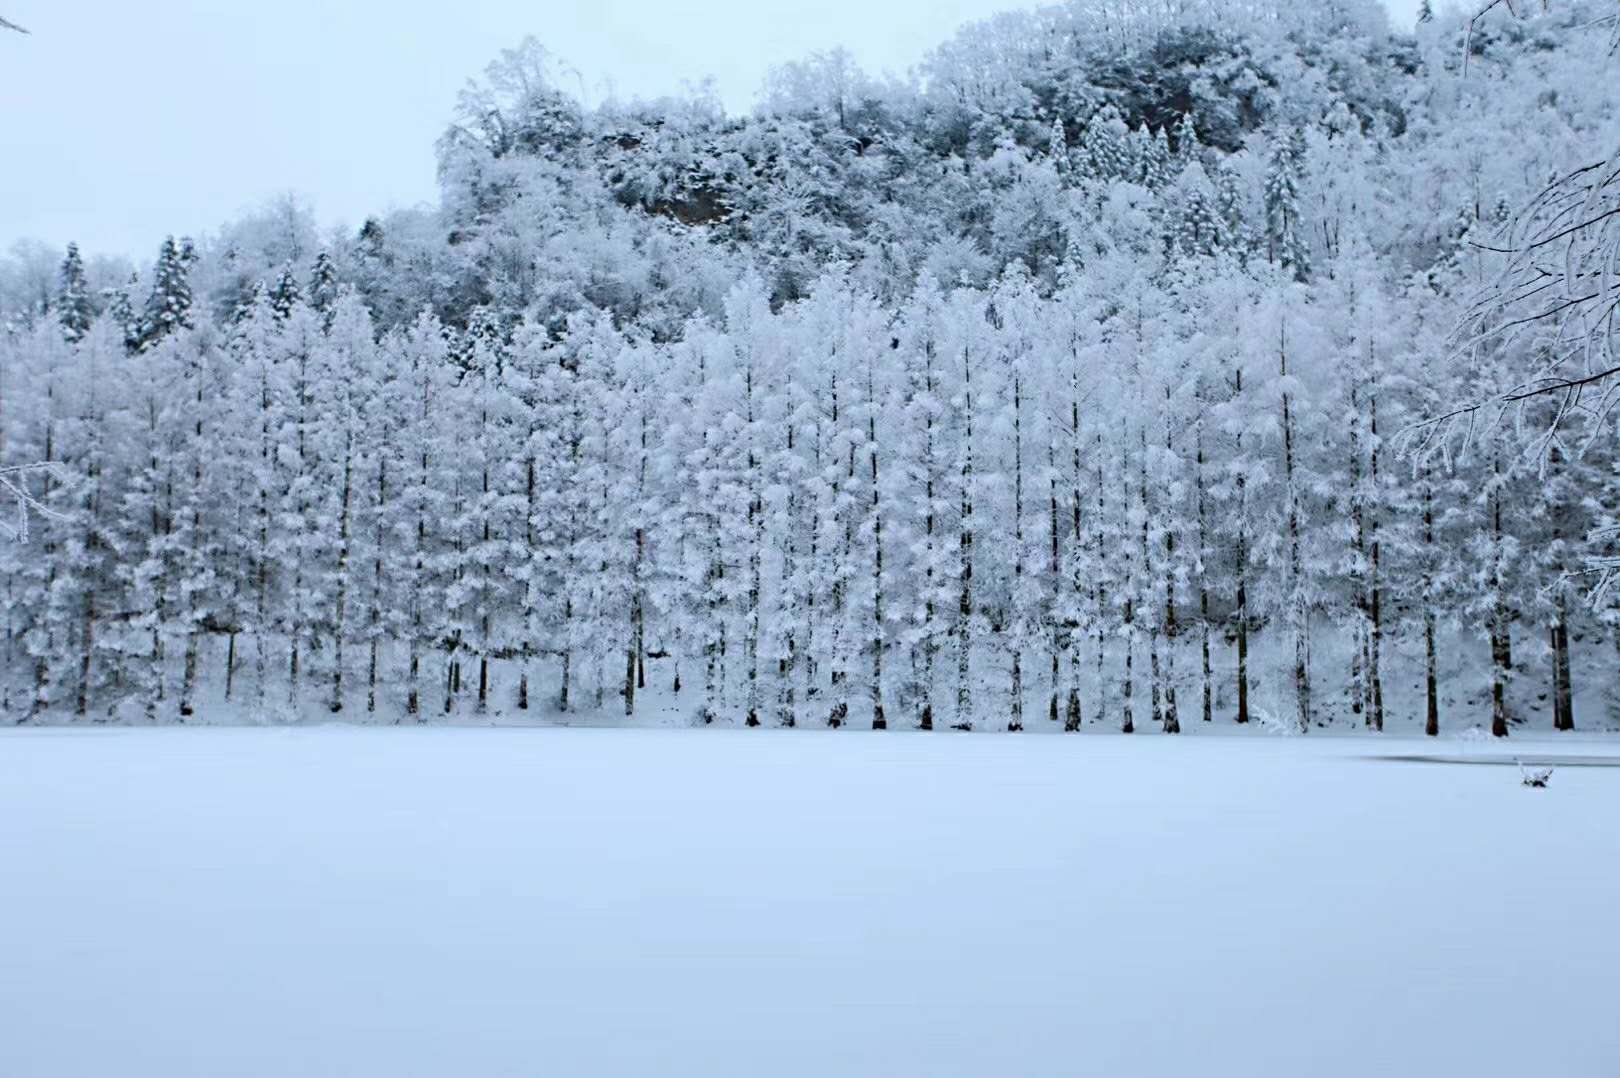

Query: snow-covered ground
[1,726,1616,1078]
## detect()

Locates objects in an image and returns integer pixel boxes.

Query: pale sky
[0,0,1425,260]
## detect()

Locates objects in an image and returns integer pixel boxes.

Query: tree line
[3,218,1613,733]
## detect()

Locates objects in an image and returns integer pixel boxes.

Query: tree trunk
[1064,388,1084,732]
[1233,368,1250,725]
[1490,620,1510,739]
[1422,463,1439,738]
[1197,417,1212,724]
[1280,325,1309,733]
[1423,611,1439,738]
[331,434,353,715]
[868,361,885,731]
[957,346,974,730]
[1049,440,1061,725]
[781,412,800,729]
[1553,595,1574,731]
[560,598,573,714]
[1009,371,1024,733]
[225,631,238,705]
[1367,395,1384,732]
[1350,382,1368,723]
[76,591,95,719]
[1122,618,1135,735]
[1489,463,1510,738]
[624,633,637,719]
[407,646,419,718]
[1161,405,1179,735]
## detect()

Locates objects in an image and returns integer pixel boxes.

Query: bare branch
[1464,0,1519,75]
[0,464,69,543]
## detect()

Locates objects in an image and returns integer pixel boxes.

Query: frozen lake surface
[1,726,1615,1077]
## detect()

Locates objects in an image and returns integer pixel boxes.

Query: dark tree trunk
[1423,461,1439,738]
[1280,327,1309,733]
[1489,472,1510,738]
[1552,598,1574,732]
[1424,611,1439,738]
[1233,368,1250,725]
[1368,395,1384,732]
[869,362,885,731]
[957,346,974,731]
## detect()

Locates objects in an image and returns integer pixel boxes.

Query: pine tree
[1172,113,1199,173]
[107,275,142,354]
[1142,126,1173,189]
[1048,117,1071,175]
[1214,162,1248,257]
[269,265,303,322]
[1175,163,1227,256]
[56,243,93,344]
[1265,130,1311,280]
[1082,105,1133,183]
[309,252,339,322]
[137,237,195,350]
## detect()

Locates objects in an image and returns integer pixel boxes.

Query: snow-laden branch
[1455,152,1620,449]
[0,463,68,542]
[1464,0,1521,75]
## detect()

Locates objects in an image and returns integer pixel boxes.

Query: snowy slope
[1,726,1615,1078]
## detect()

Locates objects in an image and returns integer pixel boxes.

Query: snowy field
[1,726,1616,1078]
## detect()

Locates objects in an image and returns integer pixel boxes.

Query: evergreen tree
[106,276,142,354]
[1264,129,1311,280]
[137,236,195,350]
[309,251,340,322]
[269,265,303,321]
[56,243,93,344]
[1082,105,1133,183]
[1047,117,1070,175]
[1175,163,1227,256]
[1142,125,1174,189]
[1172,112,1199,173]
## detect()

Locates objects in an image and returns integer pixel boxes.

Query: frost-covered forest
[2,0,1618,734]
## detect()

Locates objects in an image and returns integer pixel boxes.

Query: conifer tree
[1142,126,1173,189]
[1172,112,1199,173]
[1265,130,1311,280]
[1214,162,1248,257]
[1082,105,1132,183]
[1175,163,1227,256]
[56,243,93,344]
[1047,117,1070,175]
[108,275,142,354]
[269,265,303,322]
[138,237,195,350]
[309,252,339,322]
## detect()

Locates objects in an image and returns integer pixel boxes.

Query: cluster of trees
[1,0,1616,731]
